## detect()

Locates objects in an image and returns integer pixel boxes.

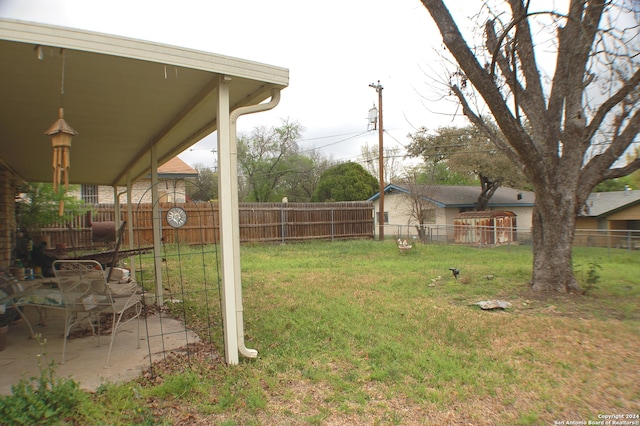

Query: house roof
[580,189,640,217]
[368,184,535,208]
[155,157,198,179]
[0,19,288,188]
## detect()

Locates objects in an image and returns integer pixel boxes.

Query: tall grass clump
[0,337,92,426]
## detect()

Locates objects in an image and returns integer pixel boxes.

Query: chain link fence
[382,223,640,251]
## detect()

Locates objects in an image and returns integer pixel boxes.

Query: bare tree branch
[581,107,640,190]
[586,67,640,141]
[449,84,526,172]
[422,0,539,169]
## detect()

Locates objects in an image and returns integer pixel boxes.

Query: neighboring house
[68,157,198,204]
[577,189,640,231]
[368,184,535,237]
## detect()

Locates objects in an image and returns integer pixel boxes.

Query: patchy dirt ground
[509,287,640,321]
[127,306,640,426]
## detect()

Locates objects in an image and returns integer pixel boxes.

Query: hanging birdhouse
[45,107,77,215]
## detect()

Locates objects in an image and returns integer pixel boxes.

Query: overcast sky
[0,0,474,170]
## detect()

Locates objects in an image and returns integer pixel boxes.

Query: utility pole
[369,80,384,241]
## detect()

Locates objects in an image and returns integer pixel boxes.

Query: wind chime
[44,49,77,216]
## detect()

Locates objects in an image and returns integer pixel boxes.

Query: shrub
[0,338,89,425]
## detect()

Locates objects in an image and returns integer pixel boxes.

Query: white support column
[217,75,239,365]
[113,187,121,231]
[126,173,136,278]
[150,145,164,306]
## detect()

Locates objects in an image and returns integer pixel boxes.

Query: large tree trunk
[530,200,581,293]
[475,176,500,211]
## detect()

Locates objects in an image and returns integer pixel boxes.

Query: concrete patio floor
[0,307,198,395]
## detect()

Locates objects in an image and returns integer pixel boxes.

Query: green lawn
[9,240,640,425]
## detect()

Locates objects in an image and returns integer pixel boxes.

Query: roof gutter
[229,87,281,359]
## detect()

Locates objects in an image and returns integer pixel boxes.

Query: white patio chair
[52,259,142,367]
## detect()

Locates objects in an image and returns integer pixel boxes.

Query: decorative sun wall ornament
[45,107,77,215]
[166,206,187,228]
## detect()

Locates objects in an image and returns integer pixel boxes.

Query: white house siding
[372,192,534,239]
[502,206,532,229]
[372,192,442,237]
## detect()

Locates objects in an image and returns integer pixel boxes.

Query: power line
[297,130,370,143]
[383,130,409,148]
[297,130,371,155]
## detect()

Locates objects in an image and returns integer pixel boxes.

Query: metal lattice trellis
[131,181,224,377]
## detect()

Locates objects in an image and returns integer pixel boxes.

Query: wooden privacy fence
[35,202,375,248]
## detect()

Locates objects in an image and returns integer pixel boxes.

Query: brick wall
[0,166,20,268]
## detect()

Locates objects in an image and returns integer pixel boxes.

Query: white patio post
[113,187,120,231]
[126,173,136,278]
[217,75,239,364]
[150,145,164,306]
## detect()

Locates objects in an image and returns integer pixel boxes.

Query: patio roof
[0,18,288,187]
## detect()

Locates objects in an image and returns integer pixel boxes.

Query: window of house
[377,211,389,223]
[424,208,436,223]
[81,184,99,204]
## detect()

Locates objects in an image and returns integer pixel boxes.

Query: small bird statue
[449,267,460,280]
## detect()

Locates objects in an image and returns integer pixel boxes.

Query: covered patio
[0,17,289,388]
[0,305,198,395]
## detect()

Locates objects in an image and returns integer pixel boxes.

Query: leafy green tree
[16,183,90,232]
[593,176,632,192]
[237,119,303,202]
[277,152,335,202]
[421,0,640,292]
[312,162,379,201]
[187,164,218,201]
[624,146,640,189]
[408,124,526,210]
[628,170,640,190]
[403,163,475,186]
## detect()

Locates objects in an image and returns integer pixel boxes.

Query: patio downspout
[125,173,136,280]
[229,87,281,358]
